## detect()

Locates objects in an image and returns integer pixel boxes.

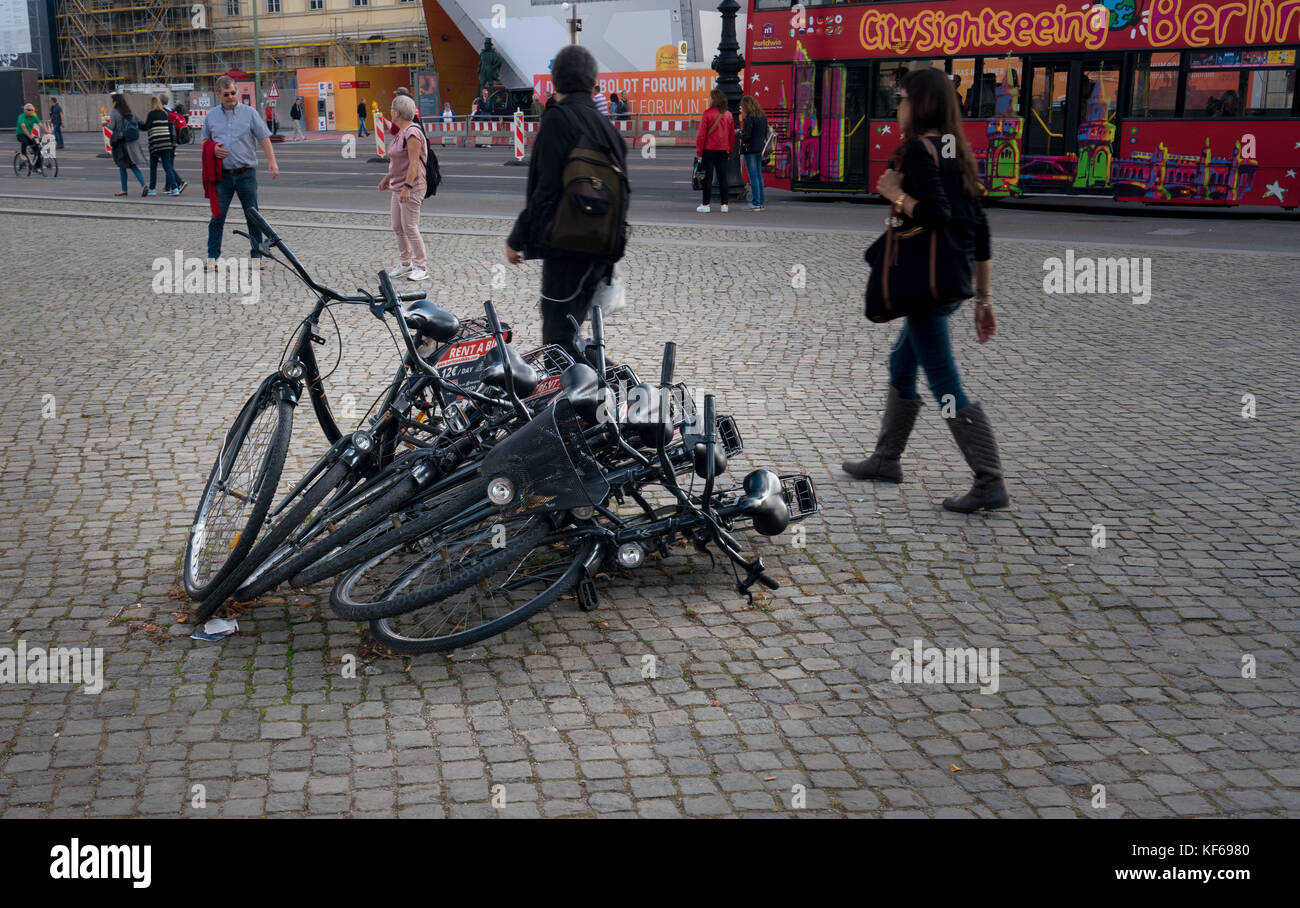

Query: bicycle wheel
[289,471,482,590]
[13,152,28,177]
[39,158,56,178]
[183,392,293,600]
[232,465,422,602]
[369,535,597,654]
[194,457,356,622]
[329,493,550,622]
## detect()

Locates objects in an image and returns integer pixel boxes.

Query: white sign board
[0,0,32,57]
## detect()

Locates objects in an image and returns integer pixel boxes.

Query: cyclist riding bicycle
[16,102,43,170]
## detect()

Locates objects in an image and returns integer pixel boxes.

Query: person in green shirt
[16,103,43,170]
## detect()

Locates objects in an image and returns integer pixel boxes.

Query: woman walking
[843,67,1008,513]
[145,97,184,195]
[739,95,768,211]
[694,89,734,213]
[108,94,148,197]
[377,94,429,281]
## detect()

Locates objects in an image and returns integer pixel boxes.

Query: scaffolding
[52,1,432,94]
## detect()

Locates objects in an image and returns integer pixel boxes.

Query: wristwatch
[894,193,906,208]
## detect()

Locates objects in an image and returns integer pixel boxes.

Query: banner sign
[533,69,721,116]
[748,0,1300,61]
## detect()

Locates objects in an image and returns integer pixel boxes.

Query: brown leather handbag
[864,137,974,322]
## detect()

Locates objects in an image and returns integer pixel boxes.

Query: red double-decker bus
[745,0,1300,207]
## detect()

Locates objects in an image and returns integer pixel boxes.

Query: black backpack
[539,104,629,262]
[120,115,140,143]
[423,147,441,198]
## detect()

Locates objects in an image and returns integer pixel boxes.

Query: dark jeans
[208,168,262,259]
[743,153,765,206]
[149,150,181,190]
[18,135,40,167]
[53,123,63,147]
[700,149,729,205]
[539,258,612,360]
[888,300,971,410]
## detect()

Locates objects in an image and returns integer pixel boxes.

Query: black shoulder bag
[864,137,974,322]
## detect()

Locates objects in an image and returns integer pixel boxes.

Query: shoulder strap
[918,136,940,166]
[702,109,722,142]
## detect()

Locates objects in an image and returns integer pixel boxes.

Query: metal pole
[712,0,747,202]
[253,0,261,110]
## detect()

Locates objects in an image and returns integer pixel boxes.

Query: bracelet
[894,193,906,208]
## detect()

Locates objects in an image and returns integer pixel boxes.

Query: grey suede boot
[842,387,924,483]
[942,402,1010,512]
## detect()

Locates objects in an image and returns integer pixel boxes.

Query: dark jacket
[897,137,991,263]
[740,114,768,155]
[507,92,628,259]
[290,102,301,120]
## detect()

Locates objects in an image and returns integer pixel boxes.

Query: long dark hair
[111,93,133,119]
[899,67,979,198]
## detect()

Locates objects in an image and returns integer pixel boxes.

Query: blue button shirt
[201,102,271,169]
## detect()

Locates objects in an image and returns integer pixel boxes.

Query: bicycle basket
[479,398,609,516]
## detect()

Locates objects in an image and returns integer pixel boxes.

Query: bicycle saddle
[481,342,541,398]
[737,468,790,537]
[560,363,602,424]
[401,299,460,343]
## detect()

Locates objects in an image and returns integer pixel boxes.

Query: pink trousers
[390,191,427,268]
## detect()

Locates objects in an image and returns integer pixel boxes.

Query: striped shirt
[593,91,609,116]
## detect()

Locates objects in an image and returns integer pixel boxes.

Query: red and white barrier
[102,116,112,153]
[512,110,525,162]
[373,107,390,158]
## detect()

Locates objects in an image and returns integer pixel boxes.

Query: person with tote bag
[844,67,1008,513]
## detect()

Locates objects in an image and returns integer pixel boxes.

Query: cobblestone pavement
[1,201,1297,818]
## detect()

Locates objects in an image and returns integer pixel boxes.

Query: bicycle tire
[39,158,56,178]
[329,495,547,622]
[234,469,421,602]
[183,393,293,600]
[368,537,596,654]
[194,458,355,622]
[289,472,481,589]
[13,153,28,177]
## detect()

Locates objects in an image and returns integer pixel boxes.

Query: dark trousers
[18,135,40,166]
[208,168,261,259]
[539,257,612,360]
[700,149,729,205]
[53,124,64,147]
[149,150,181,190]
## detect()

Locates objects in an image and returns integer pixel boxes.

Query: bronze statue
[477,38,503,92]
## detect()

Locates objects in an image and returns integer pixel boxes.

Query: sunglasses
[221,90,238,97]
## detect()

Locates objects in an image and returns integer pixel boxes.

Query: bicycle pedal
[576,577,600,612]
[716,414,744,456]
[780,474,818,520]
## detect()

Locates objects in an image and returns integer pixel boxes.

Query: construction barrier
[511,110,525,162]
[373,105,389,159]
[416,115,701,149]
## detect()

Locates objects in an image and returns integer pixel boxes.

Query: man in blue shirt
[202,75,280,265]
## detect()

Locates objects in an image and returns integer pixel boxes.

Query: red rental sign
[338,81,371,89]
[749,0,1300,60]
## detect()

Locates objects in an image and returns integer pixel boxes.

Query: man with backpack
[505,45,629,359]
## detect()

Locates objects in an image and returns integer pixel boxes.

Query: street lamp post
[562,3,580,45]
[712,0,747,202]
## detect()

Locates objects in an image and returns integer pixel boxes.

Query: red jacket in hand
[695,107,734,156]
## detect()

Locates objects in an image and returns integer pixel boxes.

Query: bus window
[1245,67,1294,116]
[977,57,1023,118]
[1130,52,1180,118]
[874,60,942,119]
[951,59,977,117]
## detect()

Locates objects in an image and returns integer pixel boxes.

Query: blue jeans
[119,165,145,191]
[888,301,971,410]
[208,168,262,259]
[743,153,765,206]
[359,124,369,137]
[149,150,181,191]
[53,124,63,147]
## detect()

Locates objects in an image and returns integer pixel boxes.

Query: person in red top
[694,89,734,213]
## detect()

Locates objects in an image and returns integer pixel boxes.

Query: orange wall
[296,66,413,133]
[421,0,481,116]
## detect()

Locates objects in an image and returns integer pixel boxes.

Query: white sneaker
[390,264,411,277]
[696,204,710,213]
[720,204,729,213]
[406,268,429,281]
